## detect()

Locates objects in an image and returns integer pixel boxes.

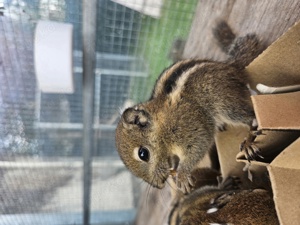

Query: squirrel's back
[151,59,254,129]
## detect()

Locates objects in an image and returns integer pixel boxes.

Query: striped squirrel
[115,20,263,193]
[168,170,279,225]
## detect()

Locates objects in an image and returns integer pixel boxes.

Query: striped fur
[115,20,263,195]
[151,59,211,99]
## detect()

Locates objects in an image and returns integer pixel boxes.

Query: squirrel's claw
[240,129,264,162]
[176,169,195,194]
[218,176,242,190]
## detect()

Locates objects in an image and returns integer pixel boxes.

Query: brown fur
[115,20,263,193]
[169,171,279,225]
[173,188,279,225]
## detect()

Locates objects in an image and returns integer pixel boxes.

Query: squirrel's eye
[138,147,149,162]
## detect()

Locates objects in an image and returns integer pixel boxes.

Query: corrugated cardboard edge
[268,138,300,225]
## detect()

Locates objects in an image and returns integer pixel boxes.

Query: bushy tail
[227,34,263,69]
[213,20,264,69]
[213,20,236,53]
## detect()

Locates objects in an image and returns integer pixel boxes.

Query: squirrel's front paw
[240,130,264,162]
[218,176,242,190]
[175,169,195,194]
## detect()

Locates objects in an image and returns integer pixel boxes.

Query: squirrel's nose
[168,154,180,172]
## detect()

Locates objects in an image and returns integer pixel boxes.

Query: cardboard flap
[246,21,300,89]
[251,92,300,130]
[268,138,300,224]
[270,137,300,169]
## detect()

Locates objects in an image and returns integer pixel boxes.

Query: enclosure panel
[0,0,197,224]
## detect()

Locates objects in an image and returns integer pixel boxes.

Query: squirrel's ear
[122,107,150,128]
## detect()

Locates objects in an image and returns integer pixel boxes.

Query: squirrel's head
[115,104,178,188]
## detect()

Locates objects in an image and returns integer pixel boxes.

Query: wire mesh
[0,0,198,224]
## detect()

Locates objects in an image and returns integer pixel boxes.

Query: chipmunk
[115,20,264,193]
[169,173,279,225]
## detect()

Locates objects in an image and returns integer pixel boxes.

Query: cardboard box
[235,92,300,225]
[231,21,300,225]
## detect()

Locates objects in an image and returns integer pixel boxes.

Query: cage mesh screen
[0,0,197,224]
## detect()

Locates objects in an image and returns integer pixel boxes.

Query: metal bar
[34,122,116,130]
[0,159,124,168]
[34,89,41,121]
[82,0,97,224]
[94,74,101,125]
[74,51,138,60]
[74,67,148,77]
[0,210,136,225]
